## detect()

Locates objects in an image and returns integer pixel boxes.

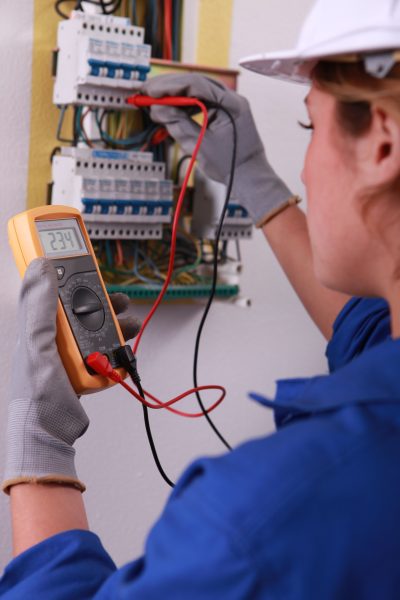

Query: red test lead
[86,352,226,419]
[125,94,209,355]
[100,95,227,421]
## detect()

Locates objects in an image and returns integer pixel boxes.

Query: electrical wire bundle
[137,0,182,61]
[55,0,183,63]
[95,235,239,288]
[96,236,202,287]
[55,104,169,164]
[55,0,123,19]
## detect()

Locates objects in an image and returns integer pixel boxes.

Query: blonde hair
[313,60,400,134]
[313,61,400,226]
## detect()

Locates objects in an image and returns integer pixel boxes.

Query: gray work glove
[141,73,299,227]
[109,292,141,341]
[2,258,140,494]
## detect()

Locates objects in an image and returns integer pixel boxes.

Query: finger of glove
[142,73,227,103]
[16,258,59,362]
[142,73,244,117]
[117,313,141,341]
[109,293,141,340]
[11,258,88,433]
[149,104,198,127]
[150,106,201,154]
[109,292,130,314]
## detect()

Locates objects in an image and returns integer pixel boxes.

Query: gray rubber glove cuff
[3,258,89,494]
[229,150,297,228]
[141,73,299,227]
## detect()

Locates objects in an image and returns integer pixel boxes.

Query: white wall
[0,0,325,570]
[0,0,34,564]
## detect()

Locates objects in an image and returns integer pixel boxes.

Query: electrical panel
[54,11,151,108]
[51,148,173,239]
[50,7,251,301]
[191,170,252,241]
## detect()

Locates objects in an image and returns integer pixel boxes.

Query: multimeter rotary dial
[55,256,122,369]
[72,286,105,331]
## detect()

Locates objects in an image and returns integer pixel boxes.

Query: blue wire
[131,0,137,23]
[137,246,165,281]
[74,106,84,143]
[105,240,114,267]
[172,0,181,61]
[151,0,158,54]
[133,243,162,284]
[94,110,157,148]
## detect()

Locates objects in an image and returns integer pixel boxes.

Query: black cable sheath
[174,154,191,185]
[192,103,237,451]
[141,403,175,488]
[115,346,175,488]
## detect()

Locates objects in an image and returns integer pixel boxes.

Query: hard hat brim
[240,29,400,84]
[240,49,314,85]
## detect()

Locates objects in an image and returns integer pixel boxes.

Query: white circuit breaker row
[51,11,251,245]
[52,148,173,240]
[54,11,151,108]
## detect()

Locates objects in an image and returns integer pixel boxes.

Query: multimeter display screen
[36,219,88,258]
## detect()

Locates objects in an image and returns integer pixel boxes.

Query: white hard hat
[240,0,400,84]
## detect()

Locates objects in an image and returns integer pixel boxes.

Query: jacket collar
[250,337,400,428]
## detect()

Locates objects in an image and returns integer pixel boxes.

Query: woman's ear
[357,106,400,187]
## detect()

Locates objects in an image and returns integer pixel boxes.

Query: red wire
[126,96,209,355]
[120,379,226,418]
[86,351,226,418]
[90,95,225,421]
[115,240,124,266]
[163,0,173,60]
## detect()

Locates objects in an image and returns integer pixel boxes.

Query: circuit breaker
[54,11,151,108]
[51,148,173,239]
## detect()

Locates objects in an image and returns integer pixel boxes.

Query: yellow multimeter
[8,205,127,395]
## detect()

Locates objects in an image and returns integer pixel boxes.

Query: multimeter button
[72,287,105,331]
[55,266,65,280]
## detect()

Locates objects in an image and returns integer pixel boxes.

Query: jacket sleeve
[0,530,117,599]
[326,297,390,373]
[0,461,259,600]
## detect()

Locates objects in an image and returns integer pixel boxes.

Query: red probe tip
[126,95,205,108]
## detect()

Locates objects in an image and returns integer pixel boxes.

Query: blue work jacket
[1,296,399,599]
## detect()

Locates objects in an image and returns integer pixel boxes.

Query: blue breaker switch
[88,59,102,77]
[136,65,151,82]
[105,61,117,78]
[120,63,134,80]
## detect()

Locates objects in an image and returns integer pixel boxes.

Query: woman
[1,0,400,597]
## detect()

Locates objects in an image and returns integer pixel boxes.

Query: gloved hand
[109,292,141,341]
[141,73,299,227]
[2,258,140,494]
